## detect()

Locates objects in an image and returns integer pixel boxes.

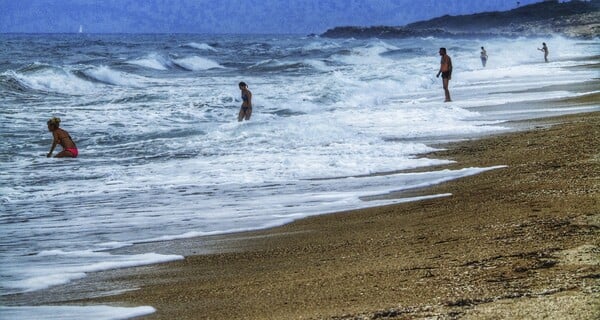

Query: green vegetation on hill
[322,0,600,39]
[406,0,599,31]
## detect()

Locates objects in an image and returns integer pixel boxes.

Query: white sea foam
[303,41,340,52]
[0,306,155,320]
[304,59,330,71]
[173,56,224,70]
[6,68,96,94]
[3,251,182,292]
[332,43,395,65]
[184,42,217,51]
[83,66,147,87]
[126,53,171,70]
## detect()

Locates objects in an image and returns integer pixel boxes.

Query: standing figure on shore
[238,81,252,121]
[480,46,488,67]
[538,42,549,62]
[47,117,78,158]
[436,47,453,102]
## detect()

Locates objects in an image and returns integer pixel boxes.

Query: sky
[0,0,544,34]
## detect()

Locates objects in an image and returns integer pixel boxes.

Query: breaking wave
[172,56,224,71]
[183,42,217,51]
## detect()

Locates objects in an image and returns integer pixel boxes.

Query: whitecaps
[126,53,171,70]
[183,42,217,51]
[6,68,96,94]
[172,56,224,70]
[83,66,147,87]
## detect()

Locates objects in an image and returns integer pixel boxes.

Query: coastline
[321,1,600,39]
[33,109,598,319]
[3,68,598,318]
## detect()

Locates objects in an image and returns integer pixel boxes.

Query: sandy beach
[6,92,598,319]
[48,94,597,319]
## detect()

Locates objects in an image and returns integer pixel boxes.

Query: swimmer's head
[238,81,247,88]
[47,117,61,129]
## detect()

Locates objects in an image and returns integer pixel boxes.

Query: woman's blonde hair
[47,117,61,126]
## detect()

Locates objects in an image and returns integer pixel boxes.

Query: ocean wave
[81,66,147,87]
[0,73,36,94]
[1,63,150,94]
[303,41,341,52]
[18,62,54,73]
[183,42,217,51]
[172,56,224,71]
[380,47,427,58]
[127,53,224,71]
[326,42,399,66]
[126,53,172,70]
[2,68,96,95]
[248,58,327,72]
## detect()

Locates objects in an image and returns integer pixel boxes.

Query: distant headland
[321,0,600,39]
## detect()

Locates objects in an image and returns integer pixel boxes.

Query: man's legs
[443,78,451,102]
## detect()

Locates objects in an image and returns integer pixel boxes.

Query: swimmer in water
[238,81,252,122]
[47,117,78,158]
[436,47,453,102]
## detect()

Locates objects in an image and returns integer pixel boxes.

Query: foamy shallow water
[0,34,598,319]
[0,306,155,320]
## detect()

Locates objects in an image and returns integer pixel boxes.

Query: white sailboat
[78,25,83,33]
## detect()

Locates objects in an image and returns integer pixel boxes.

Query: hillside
[322,0,600,39]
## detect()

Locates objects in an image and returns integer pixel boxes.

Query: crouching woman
[47,117,78,158]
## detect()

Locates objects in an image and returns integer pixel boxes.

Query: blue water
[0,33,598,319]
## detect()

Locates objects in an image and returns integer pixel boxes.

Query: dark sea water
[0,33,598,319]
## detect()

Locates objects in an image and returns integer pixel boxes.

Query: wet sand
[49,107,598,319]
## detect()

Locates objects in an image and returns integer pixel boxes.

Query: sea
[0,33,598,319]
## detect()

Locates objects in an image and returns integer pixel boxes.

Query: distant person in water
[238,81,252,121]
[480,46,488,67]
[436,47,453,102]
[47,117,78,158]
[538,42,549,62]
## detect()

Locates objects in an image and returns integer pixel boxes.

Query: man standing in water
[436,47,453,102]
[538,42,549,62]
[47,117,78,158]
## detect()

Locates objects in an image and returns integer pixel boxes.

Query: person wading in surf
[480,46,488,67]
[436,47,453,102]
[538,42,549,63]
[238,81,252,121]
[47,117,78,158]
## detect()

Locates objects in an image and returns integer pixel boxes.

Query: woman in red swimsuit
[47,117,78,158]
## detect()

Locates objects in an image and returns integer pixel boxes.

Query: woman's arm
[47,132,58,157]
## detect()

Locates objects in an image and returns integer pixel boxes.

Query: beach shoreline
[8,108,597,319]
[2,69,598,319]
